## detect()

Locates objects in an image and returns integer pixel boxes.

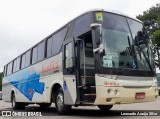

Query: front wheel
[98,105,113,112]
[55,88,71,114]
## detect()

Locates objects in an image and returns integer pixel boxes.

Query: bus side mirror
[134,31,147,46]
[90,23,102,46]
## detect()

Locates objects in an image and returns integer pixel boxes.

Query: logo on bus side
[42,62,59,73]
[104,81,119,86]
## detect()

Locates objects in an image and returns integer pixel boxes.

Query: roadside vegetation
[137,3,160,68]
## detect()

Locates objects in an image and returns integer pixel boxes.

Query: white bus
[2,9,158,114]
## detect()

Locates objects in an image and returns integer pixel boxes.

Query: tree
[137,3,160,69]
[137,3,160,45]
[153,30,160,46]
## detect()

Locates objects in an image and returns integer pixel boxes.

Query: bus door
[63,39,77,105]
[75,31,96,103]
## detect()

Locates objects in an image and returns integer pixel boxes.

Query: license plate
[135,93,145,99]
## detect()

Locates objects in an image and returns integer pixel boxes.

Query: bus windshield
[97,12,154,71]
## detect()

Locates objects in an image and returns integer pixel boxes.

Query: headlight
[107,89,113,94]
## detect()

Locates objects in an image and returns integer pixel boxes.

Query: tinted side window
[7,62,13,75]
[52,27,67,56]
[21,54,25,69]
[47,37,52,58]
[3,66,6,76]
[38,41,45,61]
[32,46,38,64]
[10,62,13,74]
[25,50,31,67]
[16,57,20,71]
[5,66,7,76]
[13,60,17,73]
[4,66,7,76]
[74,13,91,37]
[66,23,74,39]
[65,42,74,69]
[7,64,10,75]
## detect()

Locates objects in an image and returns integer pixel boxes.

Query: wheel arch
[51,83,62,103]
[49,81,63,103]
[10,88,16,102]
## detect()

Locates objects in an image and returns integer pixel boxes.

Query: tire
[55,88,71,115]
[98,105,113,112]
[39,103,51,109]
[12,94,25,110]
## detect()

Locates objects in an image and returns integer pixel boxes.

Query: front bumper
[94,86,158,105]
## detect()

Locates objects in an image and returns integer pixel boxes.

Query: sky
[0,0,159,72]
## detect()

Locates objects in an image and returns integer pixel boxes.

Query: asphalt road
[0,97,160,119]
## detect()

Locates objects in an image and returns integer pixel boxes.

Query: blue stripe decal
[6,68,45,101]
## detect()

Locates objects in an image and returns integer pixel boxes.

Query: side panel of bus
[2,53,63,103]
[2,12,93,105]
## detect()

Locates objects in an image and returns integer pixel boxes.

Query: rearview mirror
[134,31,148,46]
[90,23,102,48]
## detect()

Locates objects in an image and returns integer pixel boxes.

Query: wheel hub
[12,97,15,108]
[56,94,63,111]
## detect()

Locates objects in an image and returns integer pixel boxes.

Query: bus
[2,9,158,114]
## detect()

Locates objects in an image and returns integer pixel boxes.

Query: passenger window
[65,23,74,39]
[7,62,13,75]
[64,42,74,72]
[52,27,67,56]
[74,13,91,37]
[16,57,20,71]
[38,41,45,61]
[10,62,13,74]
[13,60,17,73]
[3,66,6,76]
[32,46,38,64]
[6,64,10,75]
[5,66,7,75]
[3,66,7,76]
[5,66,7,76]
[47,37,52,58]
[25,50,31,67]
[21,54,25,69]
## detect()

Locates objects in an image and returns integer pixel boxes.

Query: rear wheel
[12,94,25,110]
[98,105,113,112]
[55,88,71,114]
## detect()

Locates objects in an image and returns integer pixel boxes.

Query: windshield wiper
[136,43,154,74]
[135,32,154,74]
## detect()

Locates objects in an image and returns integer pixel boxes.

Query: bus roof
[4,9,142,67]
[67,9,142,24]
